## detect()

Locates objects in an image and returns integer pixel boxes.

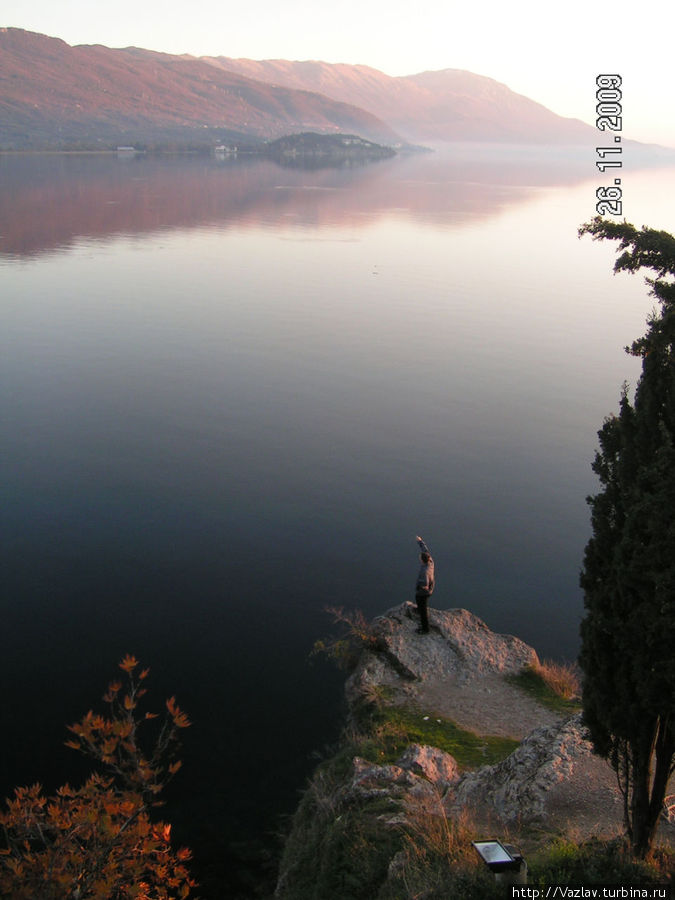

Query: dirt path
[411,671,563,739]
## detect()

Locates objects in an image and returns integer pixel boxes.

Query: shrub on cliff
[276,754,401,900]
[311,606,382,672]
[579,217,675,859]
[277,760,502,900]
[0,656,195,899]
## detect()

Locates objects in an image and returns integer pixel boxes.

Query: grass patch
[380,793,503,900]
[507,664,582,714]
[361,703,519,769]
[530,836,674,886]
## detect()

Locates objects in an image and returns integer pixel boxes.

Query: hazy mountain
[0,27,598,150]
[205,57,597,144]
[0,28,401,149]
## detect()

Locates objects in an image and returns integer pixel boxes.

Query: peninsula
[275,604,675,898]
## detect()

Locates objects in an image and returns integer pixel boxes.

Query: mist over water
[2,149,674,892]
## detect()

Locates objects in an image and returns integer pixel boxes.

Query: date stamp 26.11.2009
[595,74,623,216]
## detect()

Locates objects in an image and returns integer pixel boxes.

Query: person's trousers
[415,591,429,632]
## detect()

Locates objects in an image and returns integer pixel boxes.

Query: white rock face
[397,743,460,786]
[449,713,594,822]
[348,744,459,799]
[346,602,540,704]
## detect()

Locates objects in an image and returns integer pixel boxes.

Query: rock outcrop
[343,603,620,830]
[346,603,560,740]
[347,603,539,699]
[276,604,673,898]
[449,713,620,825]
[347,746,459,810]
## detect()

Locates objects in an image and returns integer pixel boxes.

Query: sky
[5,0,675,147]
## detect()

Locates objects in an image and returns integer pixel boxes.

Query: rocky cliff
[275,603,675,898]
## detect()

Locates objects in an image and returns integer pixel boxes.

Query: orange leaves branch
[0,657,196,899]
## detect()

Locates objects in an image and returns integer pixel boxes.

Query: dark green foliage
[277,767,402,900]
[578,217,675,858]
[264,132,396,166]
[381,841,503,900]
[311,807,401,899]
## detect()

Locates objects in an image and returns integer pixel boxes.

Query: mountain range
[0,27,597,150]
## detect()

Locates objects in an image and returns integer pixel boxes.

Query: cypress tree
[579,217,675,858]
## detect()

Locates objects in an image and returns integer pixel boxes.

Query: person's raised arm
[416,535,430,556]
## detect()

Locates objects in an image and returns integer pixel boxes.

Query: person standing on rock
[415,535,434,634]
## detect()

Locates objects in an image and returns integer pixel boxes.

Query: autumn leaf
[115,720,133,737]
[119,654,138,673]
[172,710,191,729]
[166,697,191,729]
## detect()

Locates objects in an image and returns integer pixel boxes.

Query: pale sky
[5,0,675,147]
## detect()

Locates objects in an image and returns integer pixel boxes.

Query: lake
[2,147,674,894]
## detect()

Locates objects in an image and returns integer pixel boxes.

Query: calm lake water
[2,147,675,892]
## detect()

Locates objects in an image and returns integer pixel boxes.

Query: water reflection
[0,147,596,258]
